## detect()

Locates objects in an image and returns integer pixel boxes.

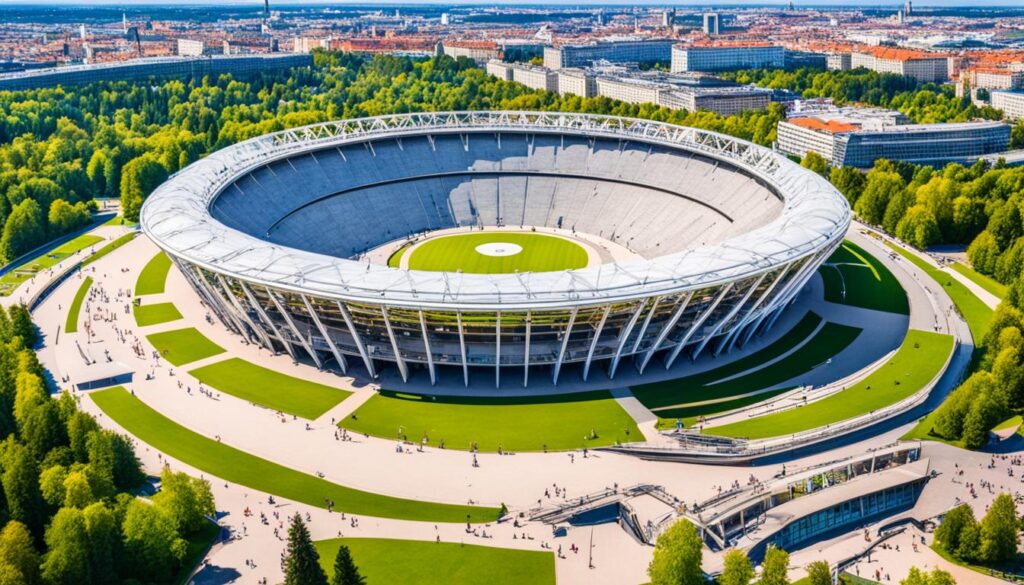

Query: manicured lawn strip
[101,214,139,228]
[820,240,909,315]
[82,232,137,267]
[133,302,183,327]
[885,242,993,344]
[341,390,641,452]
[91,388,498,523]
[630,311,823,410]
[951,262,1007,300]
[315,538,556,585]
[0,233,103,295]
[647,322,861,410]
[146,327,225,366]
[387,243,413,268]
[65,276,93,334]
[136,252,173,295]
[189,358,351,419]
[653,387,798,427]
[994,414,1022,432]
[710,330,954,439]
[173,521,220,585]
[407,232,588,274]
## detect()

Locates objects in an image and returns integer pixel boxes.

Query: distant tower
[122,12,128,34]
[661,10,674,29]
[897,10,905,24]
[789,0,795,10]
[904,0,912,15]
[703,13,720,35]
[440,13,450,26]
[394,8,400,18]
[595,10,604,26]
[633,15,640,33]
[79,24,86,40]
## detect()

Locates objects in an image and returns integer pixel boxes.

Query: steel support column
[523,311,532,388]
[552,308,578,385]
[663,284,733,369]
[722,264,791,354]
[457,311,469,387]
[267,289,323,369]
[638,291,696,373]
[418,310,436,386]
[692,274,766,361]
[302,295,347,374]
[337,301,376,378]
[380,306,408,382]
[582,305,611,382]
[608,299,652,379]
[495,311,501,388]
[240,281,298,361]
[214,274,272,348]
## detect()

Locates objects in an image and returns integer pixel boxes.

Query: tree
[82,502,119,585]
[7,305,36,347]
[935,504,976,555]
[968,231,1001,276]
[804,560,831,585]
[46,200,90,238]
[152,468,215,534]
[647,519,703,585]
[62,472,93,510]
[40,507,91,585]
[0,199,44,264]
[330,544,365,585]
[757,546,789,585]
[121,499,187,582]
[0,521,40,585]
[800,151,829,176]
[980,493,1019,563]
[119,155,168,222]
[719,549,754,585]
[829,166,866,206]
[3,444,47,540]
[900,566,956,585]
[283,514,328,585]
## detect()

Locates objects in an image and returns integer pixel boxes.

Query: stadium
[140,111,851,387]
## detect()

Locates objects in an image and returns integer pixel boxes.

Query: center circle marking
[475,242,523,257]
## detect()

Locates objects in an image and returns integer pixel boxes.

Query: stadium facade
[141,111,850,387]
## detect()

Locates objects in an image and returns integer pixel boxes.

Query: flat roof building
[671,44,785,73]
[594,70,772,115]
[778,107,1010,167]
[850,47,949,83]
[0,54,314,91]
[992,90,1024,121]
[543,38,674,70]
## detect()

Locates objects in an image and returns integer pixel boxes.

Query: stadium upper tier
[142,112,850,385]
[143,111,849,310]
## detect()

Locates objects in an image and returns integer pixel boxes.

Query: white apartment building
[557,68,598,97]
[486,59,514,81]
[511,64,559,92]
[992,90,1024,120]
[850,49,949,82]
[176,39,205,57]
[543,39,674,70]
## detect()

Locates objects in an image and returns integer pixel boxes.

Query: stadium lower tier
[176,243,833,387]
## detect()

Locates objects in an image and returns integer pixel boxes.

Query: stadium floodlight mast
[142,111,850,387]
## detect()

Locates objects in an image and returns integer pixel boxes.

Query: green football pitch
[402,232,588,274]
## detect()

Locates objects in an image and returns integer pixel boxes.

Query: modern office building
[671,44,786,73]
[543,38,674,69]
[142,111,848,387]
[0,54,314,91]
[778,108,1010,167]
[850,47,949,82]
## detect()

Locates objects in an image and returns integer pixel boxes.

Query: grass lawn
[101,214,139,228]
[81,233,137,267]
[819,240,909,314]
[146,327,225,366]
[315,538,555,585]
[173,521,220,585]
[91,387,498,523]
[387,243,414,268]
[134,302,183,327]
[931,543,1024,583]
[709,329,954,439]
[189,358,351,419]
[885,242,993,345]
[341,390,641,452]
[136,252,173,295]
[0,233,103,296]
[630,312,824,410]
[951,262,1007,300]
[406,232,588,274]
[65,276,93,334]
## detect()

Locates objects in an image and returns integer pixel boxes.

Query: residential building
[992,90,1024,120]
[671,44,785,73]
[557,68,598,97]
[485,59,513,81]
[176,38,205,57]
[511,63,559,92]
[703,13,720,36]
[957,68,1024,98]
[850,47,949,82]
[826,53,852,71]
[594,70,771,115]
[441,40,500,63]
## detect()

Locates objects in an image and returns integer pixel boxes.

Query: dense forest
[0,304,215,584]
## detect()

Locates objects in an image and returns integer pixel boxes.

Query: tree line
[0,304,215,584]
